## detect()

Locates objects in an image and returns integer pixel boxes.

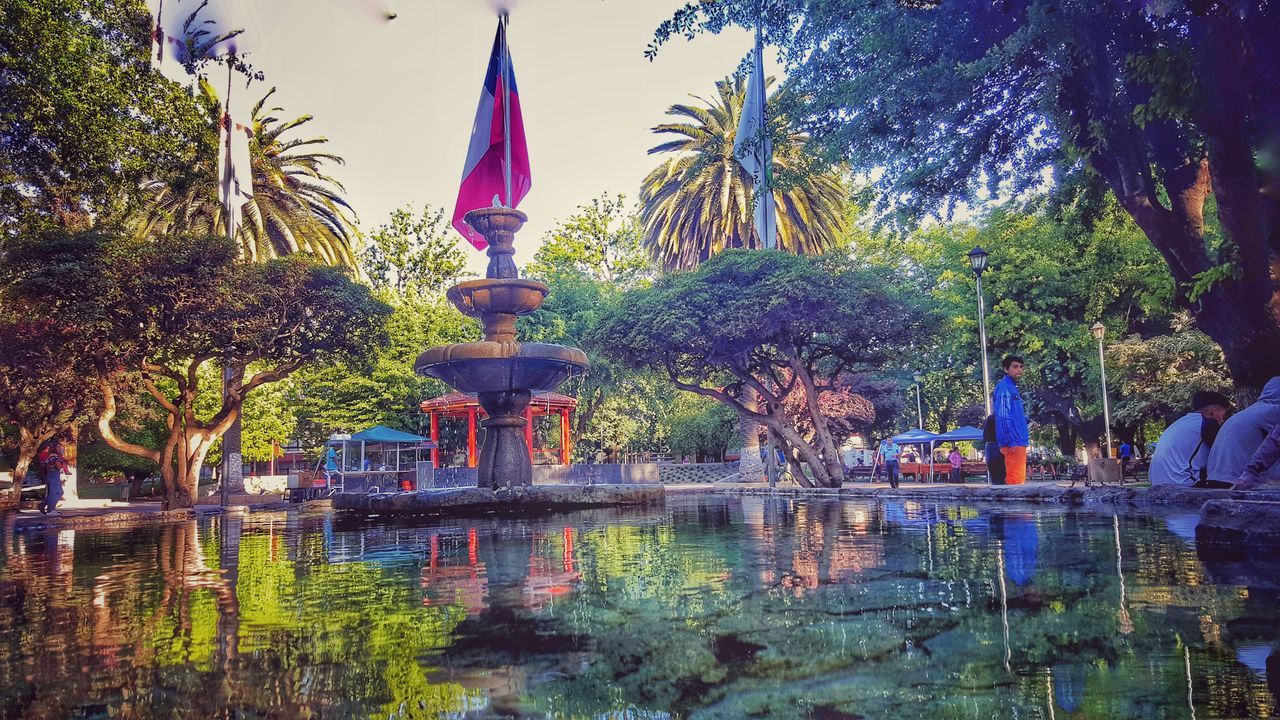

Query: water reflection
[0,496,1277,718]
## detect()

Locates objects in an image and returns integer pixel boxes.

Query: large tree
[590,250,930,487]
[7,230,389,508]
[0,313,97,506]
[653,0,1280,390]
[640,75,849,271]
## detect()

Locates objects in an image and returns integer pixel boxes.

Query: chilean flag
[452,21,531,250]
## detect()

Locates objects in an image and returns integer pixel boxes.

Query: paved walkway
[4,496,292,532]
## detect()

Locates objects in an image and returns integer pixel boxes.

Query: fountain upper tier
[414,206,588,395]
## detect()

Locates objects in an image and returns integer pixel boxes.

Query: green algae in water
[0,498,1277,718]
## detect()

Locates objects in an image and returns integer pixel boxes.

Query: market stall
[294,425,436,499]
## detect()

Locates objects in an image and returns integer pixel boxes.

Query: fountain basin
[447,278,549,318]
[414,342,588,394]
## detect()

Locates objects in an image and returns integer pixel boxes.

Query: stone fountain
[414,207,589,489]
[332,206,663,515]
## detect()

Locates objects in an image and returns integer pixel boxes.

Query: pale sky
[220,0,778,275]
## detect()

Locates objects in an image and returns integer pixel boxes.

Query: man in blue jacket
[993,356,1030,485]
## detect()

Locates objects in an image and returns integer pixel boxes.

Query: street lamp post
[913,370,925,429]
[1091,322,1113,457]
[968,247,992,414]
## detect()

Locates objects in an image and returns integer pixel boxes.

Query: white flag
[733,30,777,250]
[217,106,254,239]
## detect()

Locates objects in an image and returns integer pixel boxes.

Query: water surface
[1,496,1277,718]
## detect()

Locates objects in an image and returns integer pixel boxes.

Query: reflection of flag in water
[452,20,531,250]
[733,25,777,249]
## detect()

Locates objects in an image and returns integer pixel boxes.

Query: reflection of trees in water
[525,498,1280,719]
[0,500,1278,718]
[0,517,480,718]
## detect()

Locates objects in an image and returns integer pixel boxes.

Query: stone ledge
[697,482,1280,508]
[332,483,666,516]
[1196,499,1280,549]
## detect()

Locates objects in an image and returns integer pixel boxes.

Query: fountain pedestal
[414,207,589,489]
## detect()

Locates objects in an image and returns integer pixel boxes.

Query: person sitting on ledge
[1235,419,1280,490]
[1207,377,1280,487]
[1150,390,1232,487]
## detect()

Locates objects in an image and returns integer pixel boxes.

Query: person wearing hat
[1149,390,1233,487]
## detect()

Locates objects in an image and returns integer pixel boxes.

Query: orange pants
[1000,446,1027,485]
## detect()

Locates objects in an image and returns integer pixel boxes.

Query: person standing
[993,356,1030,485]
[1118,441,1133,464]
[1149,391,1232,487]
[948,446,964,484]
[878,438,901,489]
[36,439,68,516]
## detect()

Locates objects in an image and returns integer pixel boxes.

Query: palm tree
[137,86,358,269]
[640,75,848,271]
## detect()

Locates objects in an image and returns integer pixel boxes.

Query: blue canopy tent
[308,425,436,496]
[926,426,985,482]
[933,425,984,443]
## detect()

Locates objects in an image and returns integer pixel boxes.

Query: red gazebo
[419,391,578,468]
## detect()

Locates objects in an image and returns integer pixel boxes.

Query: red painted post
[429,412,440,468]
[560,408,571,465]
[467,407,478,468]
[524,407,534,461]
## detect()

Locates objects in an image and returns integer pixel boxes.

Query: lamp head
[967,246,989,276]
[913,371,924,384]
[1090,322,1106,341]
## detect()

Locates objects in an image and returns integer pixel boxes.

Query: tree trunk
[768,415,838,487]
[1055,420,1076,457]
[786,354,844,487]
[3,429,47,509]
[738,393,765,482]
[222,364,244,494]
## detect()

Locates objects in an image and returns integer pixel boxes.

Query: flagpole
[224,60,236,245]
[755,18,774,250]
[221,59,234,509]
[501,13,513,208]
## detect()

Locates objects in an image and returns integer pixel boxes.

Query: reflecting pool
[1,495,1278,718]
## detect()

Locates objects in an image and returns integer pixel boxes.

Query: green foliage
[591,250,929,485]
[292,203,474,447]
[1109,316,1232,430]
[523,193,653,287]
[360,204,467,296]
[7,229,389,506]
[855,197,1176,450]
[667,396,737,461]
[292,293,475,446]
[651,0,1280,387]
[0,0,209,228]
[521,195,673,456]
[640,76,849,270]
